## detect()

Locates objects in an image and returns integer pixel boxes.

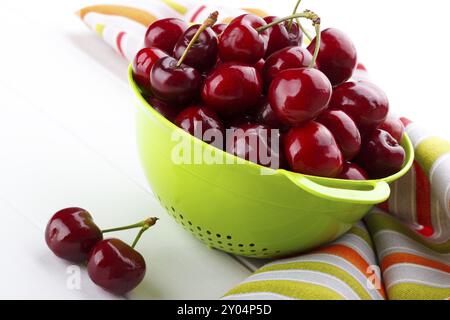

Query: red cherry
[284,121,344,177]
[87,239,146,295]
[150,56,201,105]
[263,16,303,58]
[202,62,262,118]
[254,59,265,75]
[227,124,284,169]
[144,18,187,53]
[175,106,224,146]
[45,208,103,263]
[218,14,269,64]
[269,68,332,126]
[173,24,218,72]
[262,46,312,87]
[338,162,369,180]
[145,96,179,122]
[356,129,405,178]
[307,28,357,86]
[316,109,361,160]
[329,81,389,134]
[132,48,167,95]
[378,114,405,142]
[226,114,255,130]
[212,23,227,35]
[254,97,289,131]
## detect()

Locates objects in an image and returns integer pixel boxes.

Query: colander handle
[283,172,391,204]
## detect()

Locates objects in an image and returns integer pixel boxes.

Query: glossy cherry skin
[87,239,146,295]
[150,56,202,105]
[378,114,405,142]
[254,59,265,75]
[144,18,187,53]
[212,23,227,35]
[173,25,218,72]
[316,109,361,160]
[264,16,303,58]
[175,106,224,146]
[227,124,284,169]
[269,68,332,126]
[284,121,344,177]
[218,14,269,64]
[132,47,167,95]
[338,162,369,180]
[307,28,357,87]
[202,62,263,118]
[226,114,255,130]
[262,46,312,87]
[45,208,103,263]
[254,97,289,131]
[145,96,179,122]
[329,81,389,134]
[355,129,405,179]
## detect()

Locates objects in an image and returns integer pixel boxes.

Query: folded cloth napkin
[78,0,450,300]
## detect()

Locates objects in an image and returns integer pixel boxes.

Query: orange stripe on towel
[318,245,386,297]
[77,5,157,27]
[381,253,450,274]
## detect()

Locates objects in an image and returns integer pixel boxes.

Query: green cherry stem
[131,218,158,249]
[102,217,158,234]
[287,0,313,41]
[287,0,302,31]
[257,10,321,68]
[176,11,218,67]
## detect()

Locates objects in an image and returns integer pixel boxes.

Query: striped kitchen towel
[78,0,450,300]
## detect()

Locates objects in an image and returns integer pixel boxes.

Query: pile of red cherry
[45,207,158,295]
[132,4,406,180]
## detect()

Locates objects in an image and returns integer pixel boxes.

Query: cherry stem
[102,217,158,234]
[176,11,219,68]
[257,10,321,68]
[297,18,313,41]
[287,0,312,41]
[131,218,158,249]
[287,0,302,31]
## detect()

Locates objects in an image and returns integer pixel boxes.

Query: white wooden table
[0,0,448,299]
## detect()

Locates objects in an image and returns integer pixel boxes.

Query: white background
[0,0,449,299]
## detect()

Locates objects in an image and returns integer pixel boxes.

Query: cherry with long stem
[257,10,321,67]
[176,11,218,68]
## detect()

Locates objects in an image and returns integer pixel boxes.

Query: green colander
[128,65,414,259]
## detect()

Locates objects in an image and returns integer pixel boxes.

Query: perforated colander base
[156,194,282,258]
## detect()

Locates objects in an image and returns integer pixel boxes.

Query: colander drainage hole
[216,234,221,238]
[249,243,255,247]
[179,214,184,220]
[197,226,201,231]
[206,231,211,235]
[227,243,232,247]
[188,221,192,226]
[238,244,244,247]
[226,235,232,240]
